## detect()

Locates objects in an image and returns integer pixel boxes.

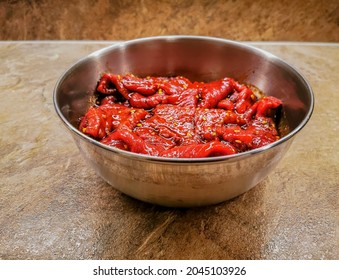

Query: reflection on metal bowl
[53,36,314,207]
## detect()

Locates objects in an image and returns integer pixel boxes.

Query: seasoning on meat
[79,74,283,158]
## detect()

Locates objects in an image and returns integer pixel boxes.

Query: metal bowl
[53,36,314,207]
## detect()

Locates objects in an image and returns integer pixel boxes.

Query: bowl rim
[53,35,314,163]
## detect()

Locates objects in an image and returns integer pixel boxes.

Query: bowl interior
[55,36,314,155]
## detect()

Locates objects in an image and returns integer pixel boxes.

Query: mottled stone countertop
[0,41,338,260]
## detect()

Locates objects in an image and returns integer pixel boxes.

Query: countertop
[0,41,338,260]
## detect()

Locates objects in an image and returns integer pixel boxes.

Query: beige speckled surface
[0,41,338,260]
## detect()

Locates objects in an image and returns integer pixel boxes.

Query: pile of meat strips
[79,73,282,158]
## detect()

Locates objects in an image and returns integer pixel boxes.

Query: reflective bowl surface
[54,36,314,207]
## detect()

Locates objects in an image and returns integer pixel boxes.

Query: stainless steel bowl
[53,36,314,207]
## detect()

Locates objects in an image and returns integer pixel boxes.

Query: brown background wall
[1,0,338,41]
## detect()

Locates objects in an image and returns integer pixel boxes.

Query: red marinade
[79,73,283,158]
